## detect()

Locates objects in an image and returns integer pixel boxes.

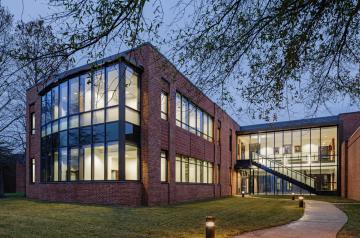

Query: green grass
[0,196,303,238]
[337,204,360,238]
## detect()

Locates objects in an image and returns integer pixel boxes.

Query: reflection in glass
[93,70,105,109]
[80,74,92,112]
[106,65,119,107]
[125,68,139,110]
[59,82,68,117]
[69,77,79,114]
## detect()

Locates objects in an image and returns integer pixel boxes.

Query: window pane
[239,135,250,160]
[274,132,283,159]
[189,158,196,183]
[80,126,92,145]
[125,144,139,180]
[203,161,208,183]
[311,128,320,161]
[80,145,91,181]
[80,112,91,126]
[321,127,337,161]
[125,107,140,125]
[176,93,181,126]
[189,103,196,132]
[69,148,79,181]
[106,107,119,122]
[93,124,105,143]
[52,86,59,120]
[46,92,52,123]
[208,163,213,184]
[107,142,119,180]
[59,131,67,147]
[53,151,59,181]
[125,123,141,144]
[161,152,167,182]
[176,156,181,182]
[196,160,201,182]
[80,74,92,112]
[266,132,274,158]
[68,128,79,146]
[196,108,203,136]
[302,129,310,158]
[94,144,104,180]
[161,92,168,120]
[93,109,105,124]
[60,148,67,181]
[125,68,139,110]
[106,65,119,107]
[203,113,208,139]
[93,70,105,109]
[182,157,188,182]
[106,122,119,141]
[69,115,79,129]
[52,120,59,133]
[69,77,79,114]
[208,117,213,140]
[59,118,67,131]
[59,82,68,117]
[181,97,188,129]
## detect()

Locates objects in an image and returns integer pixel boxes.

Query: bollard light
[291,192,295,200]
[205,216,216,238]
[241,191,245,198]
[299,196,304,208]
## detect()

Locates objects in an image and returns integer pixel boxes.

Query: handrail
[251,152,316,188]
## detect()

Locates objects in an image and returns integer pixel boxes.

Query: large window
[175,154,214,184]
[237,126,338,191]
[175,92,214,142]
[40,63,141,183]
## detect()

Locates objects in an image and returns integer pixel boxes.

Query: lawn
[0,196,303,238]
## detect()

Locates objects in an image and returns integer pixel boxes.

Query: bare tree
[38,0,360,121]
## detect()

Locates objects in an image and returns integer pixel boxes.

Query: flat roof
[237,115,339,134]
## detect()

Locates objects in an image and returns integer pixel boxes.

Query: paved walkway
[235,200,348,238]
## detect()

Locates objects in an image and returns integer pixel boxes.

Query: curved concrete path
[235,200,347,238]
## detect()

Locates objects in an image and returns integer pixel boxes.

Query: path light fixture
[241,191,245,197]
[299,196,304,208]
[292,192,295,200]
[205,216,215,238]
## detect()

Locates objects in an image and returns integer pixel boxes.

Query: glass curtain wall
[40,63,141,182]
[237,126,338,192]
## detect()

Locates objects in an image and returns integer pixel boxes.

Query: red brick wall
[339,112,360,198]
[25,43,240,206]
[346,127,360,201]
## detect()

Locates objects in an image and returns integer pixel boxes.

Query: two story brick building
[25,43,360,206]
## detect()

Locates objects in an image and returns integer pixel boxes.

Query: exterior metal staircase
[250,153,318,194]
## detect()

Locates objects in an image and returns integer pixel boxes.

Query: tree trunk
[0,167,4,198]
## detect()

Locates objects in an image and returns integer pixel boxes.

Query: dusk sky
[3,0,359,125]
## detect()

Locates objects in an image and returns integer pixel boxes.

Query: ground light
[241,191,245,197]
[299,196,304,208]
[205,216,215,238]
[292,192,295,200]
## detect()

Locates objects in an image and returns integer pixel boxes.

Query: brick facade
[339,112,360,199]
[25,43,240,206]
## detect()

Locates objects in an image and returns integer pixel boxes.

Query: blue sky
[3,0,359,125]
